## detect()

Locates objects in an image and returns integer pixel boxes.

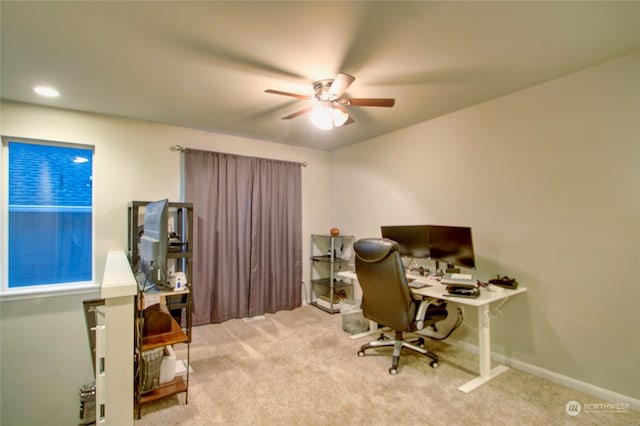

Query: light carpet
[135,305,637,425]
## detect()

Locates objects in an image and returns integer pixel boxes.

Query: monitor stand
[433,261,461,276]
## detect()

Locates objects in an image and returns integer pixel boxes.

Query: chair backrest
[354,238,415,332]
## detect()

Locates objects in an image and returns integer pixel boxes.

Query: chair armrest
[415,298,435,330]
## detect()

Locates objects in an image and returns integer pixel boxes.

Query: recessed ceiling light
[33,86,60,97]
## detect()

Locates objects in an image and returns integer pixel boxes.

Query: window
[2,137,94,292]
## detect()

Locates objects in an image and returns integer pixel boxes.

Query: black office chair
[354,238,448,375]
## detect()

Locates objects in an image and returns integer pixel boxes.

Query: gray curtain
[185,149,302,325]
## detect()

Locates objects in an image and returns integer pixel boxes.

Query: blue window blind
[8,140,93,287]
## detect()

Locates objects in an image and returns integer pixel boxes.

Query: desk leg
[458,304,509,393]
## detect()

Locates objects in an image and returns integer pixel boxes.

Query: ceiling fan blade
[343,97,395,107]
[343,116,355,126]
[282,107,313,120]
[265,89,311,100]
[329,73,356,98]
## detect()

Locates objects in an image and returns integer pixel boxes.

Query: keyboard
[450,273,473,280]
[441,273,476,287]
[408,280,431,289]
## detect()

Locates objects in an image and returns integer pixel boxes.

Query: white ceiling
[2,1,640,151]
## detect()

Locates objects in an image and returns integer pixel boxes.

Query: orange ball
[330,227,340,236]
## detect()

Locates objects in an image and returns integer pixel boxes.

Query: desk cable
[134,262,157,293]
[461,293,511,331]
[420,306,464,341]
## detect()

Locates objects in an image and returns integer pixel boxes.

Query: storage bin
[341,302,369,334]
[312,280,353,303]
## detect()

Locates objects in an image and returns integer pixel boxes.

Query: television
[427,225,476,271]
[139,199,169,288]
[380,225,431,259]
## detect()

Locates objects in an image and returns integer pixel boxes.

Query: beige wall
[330,52,640,400]
[0,103,332,425]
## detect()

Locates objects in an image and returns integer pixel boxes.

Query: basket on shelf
[139,347,164,393]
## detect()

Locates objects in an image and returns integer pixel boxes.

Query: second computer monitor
[380,225,431,259]
[427,225,476,270]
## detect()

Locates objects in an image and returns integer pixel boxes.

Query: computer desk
[337,270,527,393]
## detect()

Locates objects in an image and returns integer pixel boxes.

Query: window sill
[0,282,100,302]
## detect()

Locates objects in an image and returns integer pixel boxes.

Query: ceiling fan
[265,73,395,129]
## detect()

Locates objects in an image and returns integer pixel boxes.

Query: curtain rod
[169,145,308,167]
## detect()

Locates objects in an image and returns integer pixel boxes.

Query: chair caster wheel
[357,350,365,357]
[430,361,439,368]
[388,367,398,375]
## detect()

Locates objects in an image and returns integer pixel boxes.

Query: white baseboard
[449,339,640,412]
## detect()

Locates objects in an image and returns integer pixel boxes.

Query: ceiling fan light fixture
[331,106,349,127]
[265,72,393,128]
[310,102,349,130]
[310,105,333,130]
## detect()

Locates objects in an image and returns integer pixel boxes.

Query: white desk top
[337,270,527,307]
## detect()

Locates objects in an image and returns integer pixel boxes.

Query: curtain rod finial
[170,145,186,152]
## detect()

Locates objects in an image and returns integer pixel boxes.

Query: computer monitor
[427,225,476,271]
[139,199,169,288]
[380,225,431,259]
